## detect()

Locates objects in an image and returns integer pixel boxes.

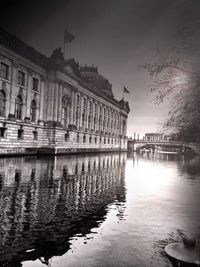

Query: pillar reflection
[0,153,126,266]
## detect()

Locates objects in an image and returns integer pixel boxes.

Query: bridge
[127,139,200,155]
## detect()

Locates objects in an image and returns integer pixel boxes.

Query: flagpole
[63,28,66,59]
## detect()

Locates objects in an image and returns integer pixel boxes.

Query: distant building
[144,133,172,141]
[0,27,130,154]
[144,133,164,141]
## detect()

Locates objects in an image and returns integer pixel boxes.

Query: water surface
[0,152,199,267]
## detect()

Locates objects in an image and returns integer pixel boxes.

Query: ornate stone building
[0,27,130,155]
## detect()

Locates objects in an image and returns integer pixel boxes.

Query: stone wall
[0,121,127,155]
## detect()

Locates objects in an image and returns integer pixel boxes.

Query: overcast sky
[1,0,199,137]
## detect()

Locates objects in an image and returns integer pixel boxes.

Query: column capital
[13,60,19,69]
[27,68,33,76]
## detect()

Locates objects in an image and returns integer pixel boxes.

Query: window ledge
[0,77,10,82]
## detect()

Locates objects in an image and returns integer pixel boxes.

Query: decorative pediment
[62,59,81,77]
[63,64,75,74]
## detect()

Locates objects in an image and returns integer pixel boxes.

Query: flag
[123,86,130,94]
[64,29,75,43]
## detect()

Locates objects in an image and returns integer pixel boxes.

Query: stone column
[85,97,89,130]
[57,82,63,123]
[107,108,110,133]
[53,82,58,122]
[79,95,83,129]
[99,106,101,132]
[46,79,54,121]
[92,101,95,130]
[124,118,127,135]
[74,92,77,126]
[73,91,76,125]
[70,89,74,125]
[120,114,122,135]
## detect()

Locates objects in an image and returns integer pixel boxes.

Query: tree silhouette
[140,3,200,142]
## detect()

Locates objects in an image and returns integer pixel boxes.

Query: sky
[1,0,199,137]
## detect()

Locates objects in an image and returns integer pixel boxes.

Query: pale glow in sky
[1,0,199,137]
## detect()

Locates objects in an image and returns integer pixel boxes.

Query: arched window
[30,100,37,122]
[0,90,6,117]
[15,95,23,120]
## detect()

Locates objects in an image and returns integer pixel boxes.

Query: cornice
[0,27,129,114]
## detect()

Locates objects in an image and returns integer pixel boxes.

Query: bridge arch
[128,140,200,155]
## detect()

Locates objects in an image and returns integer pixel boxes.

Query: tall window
[114,113,117,132]
[99,106,102,131]
[111,111,113,132]
[103,107,106,131]
[88,101,93,130]
[33,77,39,91]
[94,103,98,130]
[15,95,23,120]
[30,100,37,122]
[123,120,126,135]
[0,63,9,80]
[65,131,70,142]
[0,127,6,138]
[76,95,80,127]
[18,129,24,139]
[117,114,120,133]
[82,98,87,129]
[0,90,6,117]
[107,110,110,132]
[18,71,25,86]
[62,97,69,128]
[33,130,38,140]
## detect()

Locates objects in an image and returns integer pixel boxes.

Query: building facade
[144,133,171,141]
[0,28,130,155]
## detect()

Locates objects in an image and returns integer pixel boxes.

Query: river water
[0,152,199,267]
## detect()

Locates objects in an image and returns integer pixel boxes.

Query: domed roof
[80,65,114,98]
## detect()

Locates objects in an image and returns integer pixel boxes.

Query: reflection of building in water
[0,153,126,265]
[0,27,129,155]
[130,150,196,163]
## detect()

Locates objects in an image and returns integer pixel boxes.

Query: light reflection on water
[0,152,199,267]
